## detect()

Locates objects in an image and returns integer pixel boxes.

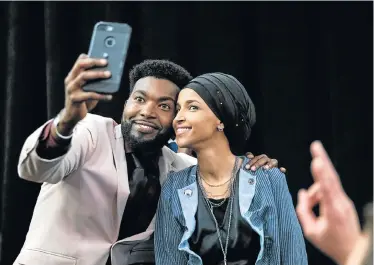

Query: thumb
[296,188,319,237]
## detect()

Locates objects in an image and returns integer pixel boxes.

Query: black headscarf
[185,73,256,155]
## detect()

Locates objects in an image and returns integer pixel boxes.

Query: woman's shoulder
[253,167,289,189]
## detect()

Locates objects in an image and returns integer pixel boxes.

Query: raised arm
[18,54,112,184]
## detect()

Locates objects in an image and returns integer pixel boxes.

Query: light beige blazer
[14,114,196,265]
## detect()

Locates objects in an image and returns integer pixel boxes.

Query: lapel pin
[248,178,255,185]
[184,189,193,197]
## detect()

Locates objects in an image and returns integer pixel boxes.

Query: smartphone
[83,21,132,94]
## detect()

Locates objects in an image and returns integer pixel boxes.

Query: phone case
[83,21,132,94]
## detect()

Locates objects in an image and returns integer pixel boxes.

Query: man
[15,54,283,265]
[296,141,372,265]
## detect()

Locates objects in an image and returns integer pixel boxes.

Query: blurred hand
[296,141,362,265]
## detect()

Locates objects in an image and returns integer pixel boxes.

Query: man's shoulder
[161,147,197,170]
[73,114,118,146]
[78,113,116,127]
[76,114,117,135]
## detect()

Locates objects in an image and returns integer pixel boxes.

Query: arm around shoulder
[267,168,308,264]
[18,115,98,184]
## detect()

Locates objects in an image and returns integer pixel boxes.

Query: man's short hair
[129,59,193,91]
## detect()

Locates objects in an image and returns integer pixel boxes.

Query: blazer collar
[115,124,177,183]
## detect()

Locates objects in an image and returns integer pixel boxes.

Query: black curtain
[0,2,372,265]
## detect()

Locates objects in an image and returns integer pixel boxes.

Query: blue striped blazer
[155,159,308,265]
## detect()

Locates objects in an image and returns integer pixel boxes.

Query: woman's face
[173,88,221,149]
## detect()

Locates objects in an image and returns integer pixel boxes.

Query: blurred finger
[280,167,287,173]
[311,156,344,205]
[69,57,108,81]
[245,152,254,159]
[311,156,325,182]
[306,182,322,205]
[247,154,266,171]
[252,157,274,170]
[65,54,88,83]
[310,141,340,184]
[244,152,254,169]
[296,189,319,236]
[267,158,279,169]
[69,91,112,103]
[74,70,111,87]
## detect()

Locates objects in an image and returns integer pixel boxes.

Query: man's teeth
[139,125,153,129]
[177,128,191,132]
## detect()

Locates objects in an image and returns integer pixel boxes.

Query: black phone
[83,21,132,94]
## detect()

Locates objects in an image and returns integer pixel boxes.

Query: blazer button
[248,178,255,185]
[184,189,193,197]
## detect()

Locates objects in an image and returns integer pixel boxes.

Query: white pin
[184,189,193,197]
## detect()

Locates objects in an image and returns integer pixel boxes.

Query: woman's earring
[217,124,224,131]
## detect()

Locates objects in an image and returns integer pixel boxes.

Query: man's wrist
[52,111,78,139]
[56,120,76,136]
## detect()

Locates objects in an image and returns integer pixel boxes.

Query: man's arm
[18,54,112,184]
[18,116,97,184]
[35,120,71,159]
[175,142,287,173]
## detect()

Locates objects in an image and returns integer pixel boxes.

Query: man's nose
[140,102,156,118]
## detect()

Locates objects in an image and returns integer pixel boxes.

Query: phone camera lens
[104,37,116,48]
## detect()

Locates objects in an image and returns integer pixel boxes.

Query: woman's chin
[176,138,192,149]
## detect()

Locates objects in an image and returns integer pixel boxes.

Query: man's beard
[121,119,174,153]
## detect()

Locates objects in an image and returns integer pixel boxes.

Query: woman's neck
[195,142,237,184]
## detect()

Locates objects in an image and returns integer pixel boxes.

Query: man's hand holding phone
[56,54,112,136]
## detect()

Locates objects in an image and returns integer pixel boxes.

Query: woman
[155,73,308,265]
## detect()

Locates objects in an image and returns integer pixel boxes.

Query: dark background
[0,2,372,265]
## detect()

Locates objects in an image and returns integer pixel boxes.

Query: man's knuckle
[68,94,77,102]
[66,83,75,93]
[64,76,70,86]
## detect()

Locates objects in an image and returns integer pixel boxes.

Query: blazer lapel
[238,168,257,216]
[113,125,130,230]
[176,167,199,257]
[159,147,177,185]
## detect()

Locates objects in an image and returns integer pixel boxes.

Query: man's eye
[134,97,145,103]
[160,104,171,111]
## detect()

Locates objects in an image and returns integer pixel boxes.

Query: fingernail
[265,165,269,170]
[251,166,256,171]
[101,59,108,64]
[105,95,112,100]
[104,71,111,77]
[245,165,250,169]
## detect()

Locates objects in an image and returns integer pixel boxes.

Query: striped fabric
[155,160,308,265]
